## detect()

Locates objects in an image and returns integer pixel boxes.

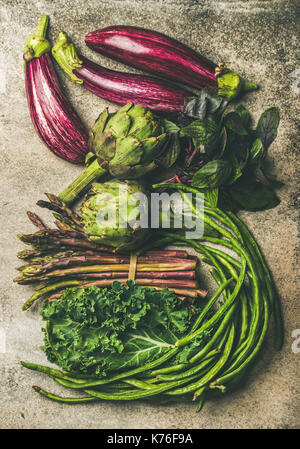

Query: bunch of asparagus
[15,194,207,310]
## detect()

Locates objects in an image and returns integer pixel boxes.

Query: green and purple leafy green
[192,160,232,189]
[235,104,252,130]
[162,96,281,211]
[255,107,280,153]
[223,111,248,136]
[180,118,220,153]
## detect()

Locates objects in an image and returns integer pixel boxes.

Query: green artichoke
[89,102,167,178]
[59,102,168,205]
[80,180,151,252]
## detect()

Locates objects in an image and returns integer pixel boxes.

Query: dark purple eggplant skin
[25,53,89,164]
[73,54,191,113]
[85,26,218,91]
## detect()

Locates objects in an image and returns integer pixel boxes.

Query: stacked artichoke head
[88,102,168,179]
[80,180,151,252]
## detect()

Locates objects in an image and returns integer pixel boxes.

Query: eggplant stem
[23,15,51,61]
[217,67,258,100]
[243,80,258,93]
[52,32,84,84]
[34,14,49,39]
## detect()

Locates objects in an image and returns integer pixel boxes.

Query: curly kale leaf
[40,281,201,377]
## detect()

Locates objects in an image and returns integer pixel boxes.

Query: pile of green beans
[21,188,283,411]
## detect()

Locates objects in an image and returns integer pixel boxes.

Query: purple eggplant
[52,32,191,113]
[85,26,258,100]
[24,16,89,164]
[85,25,217,91]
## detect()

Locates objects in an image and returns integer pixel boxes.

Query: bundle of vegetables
[15,186,207,311]
[18,14,284,412]
[20,196,283,411]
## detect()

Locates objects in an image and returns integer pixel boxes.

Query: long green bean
[32,386,99,403]
[84,374,201,401]
[228,212,283,349]
[156,354,217,382]
[167,324,235,398]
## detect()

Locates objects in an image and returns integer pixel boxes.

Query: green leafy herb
[218,127,227,158]
[223,111,249,136]
[235,104,252,130]
[162,119,181,135]
[192,160,232,189]
[227,175,280,210]
[255,107,280,151]
[162,90,281,212]
[225,157,243,185]
[180,118,220,152]
[248,137,264,164]
[157,133,181,168]
[182,87,225,120]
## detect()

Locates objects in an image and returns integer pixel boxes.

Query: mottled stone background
[0,0,299,429]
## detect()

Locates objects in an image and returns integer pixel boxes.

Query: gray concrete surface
[0,0,299,429]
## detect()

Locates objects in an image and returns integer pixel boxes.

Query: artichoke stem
[59,160,107,205]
